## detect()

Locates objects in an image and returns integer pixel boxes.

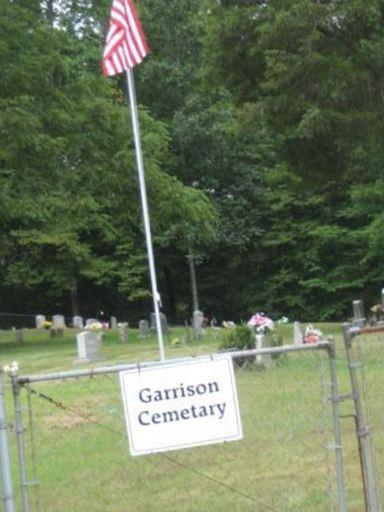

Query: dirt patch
[43,412,92,429]
[41,394,111,429]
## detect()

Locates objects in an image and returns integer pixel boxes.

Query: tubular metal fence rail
[1,333,384,511]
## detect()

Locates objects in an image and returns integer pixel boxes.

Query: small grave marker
[35,315,46,329]
[85,318,98,327]
[139,320,149,338]
[52,315,65,329]
[110,316,117,330]
[73,316,84,329]
[118,322,129,343]
[150,312,168,333]
[15,329,24,344]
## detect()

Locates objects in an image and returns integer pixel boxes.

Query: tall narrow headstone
[73,316,84,329]
[160,313,168,333]
[352,300,365,327]
[118,322,129,342]
[139,320,149,338]
[193,310,204,339]
[15,329,24,344]
[110,316,117,330]
[254,333,272,367]
[150,313,156,330]
[35,315,46,329]
[293,321,303,345]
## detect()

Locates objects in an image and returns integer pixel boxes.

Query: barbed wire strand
[26,384,278,511]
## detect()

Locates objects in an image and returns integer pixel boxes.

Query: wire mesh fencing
[6,343,345,512]
[341,324,384,511]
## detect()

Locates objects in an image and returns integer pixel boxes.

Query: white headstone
[293,321,303,345]
[139,320,149,338]
[52,315,65,329]
[255,333,272,366]
[118,322,129,342]
[110,316,117,330]
[85,318,98,327]
[352,300,365,327]
[73,316,83,329]
[193,310,204,339]
[76,331,101,362]
[35,315,46,329]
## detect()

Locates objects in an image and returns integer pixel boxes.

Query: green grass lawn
[0,323,382,511]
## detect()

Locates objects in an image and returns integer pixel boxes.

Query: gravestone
[85,318,98,327]
[150,312,168,333]
[35,315,46,329]
[15,329,24,344]
[254,333,272,367]
[352,300,365,328]
[52,315,65,329]
[110,316,117,330]
[293,321,303,345]
[118,322,129,342]
[193,310,204,339]
[139,320,149,338]
[73,316,84,329]
[76,331,101,362]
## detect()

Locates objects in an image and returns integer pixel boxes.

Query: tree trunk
[46,0,55,26]
[163,264,176,319]
[70,278,80,317]
[187,239,199,312]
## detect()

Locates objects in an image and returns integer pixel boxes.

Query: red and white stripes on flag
[102,0,149,76]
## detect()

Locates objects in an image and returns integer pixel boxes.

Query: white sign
[120,355,243,456]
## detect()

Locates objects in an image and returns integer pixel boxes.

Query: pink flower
[247,313,274,333]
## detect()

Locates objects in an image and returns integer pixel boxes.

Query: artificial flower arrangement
[247,312,274,334]
[303,324,323,344]
[370,303,384,323]
[85,321,109,330]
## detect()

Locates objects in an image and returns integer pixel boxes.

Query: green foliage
[2,0,384,322]
[219,324,254,351]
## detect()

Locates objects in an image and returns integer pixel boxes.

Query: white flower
[305,324,323,337]
[4,361,19,376]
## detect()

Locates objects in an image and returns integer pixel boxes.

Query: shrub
[219,324,254,351]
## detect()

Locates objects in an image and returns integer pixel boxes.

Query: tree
[0,0,217,318]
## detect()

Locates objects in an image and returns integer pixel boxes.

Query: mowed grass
[0,323,382,511]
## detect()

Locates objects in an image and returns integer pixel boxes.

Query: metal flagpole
[125,68,165,361]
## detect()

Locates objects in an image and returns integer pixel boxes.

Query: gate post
[342,323,383,512]
[11,370,30,512]
[327,337,347,512]
[0,366,16,512]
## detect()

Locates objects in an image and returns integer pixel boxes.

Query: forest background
[1,0,384,325]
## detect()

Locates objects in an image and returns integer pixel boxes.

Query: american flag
[102,0,149,76]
